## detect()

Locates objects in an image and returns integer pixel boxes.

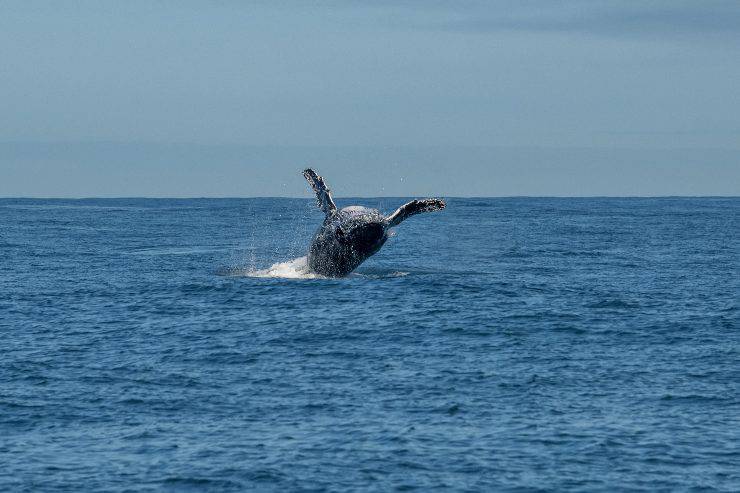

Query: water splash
[247,256,326,279]
[219,256,409,280]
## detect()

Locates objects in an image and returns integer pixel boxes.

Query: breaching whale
[303,168,445,277]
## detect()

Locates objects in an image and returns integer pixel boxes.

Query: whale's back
[339,205,383,221]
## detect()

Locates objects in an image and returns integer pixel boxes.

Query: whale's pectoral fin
[385,198,445,227]
[303,168,337,215]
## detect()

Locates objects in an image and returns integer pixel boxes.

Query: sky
[1,0,738,197]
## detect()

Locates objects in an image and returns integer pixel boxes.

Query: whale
[302,168,445,277]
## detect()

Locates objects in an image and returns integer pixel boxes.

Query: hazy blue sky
[1,0,738,197]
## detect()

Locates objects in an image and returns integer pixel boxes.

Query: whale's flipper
[385,198,445,227]
[303,168,337,215]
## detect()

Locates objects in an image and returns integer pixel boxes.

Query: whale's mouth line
[342,222,386,248]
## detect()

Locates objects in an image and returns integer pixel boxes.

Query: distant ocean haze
[0,142,738,197]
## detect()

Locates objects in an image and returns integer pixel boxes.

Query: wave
[126,246,224,256]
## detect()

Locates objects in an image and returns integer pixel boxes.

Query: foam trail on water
[248,256,325,279]
[218,257,410,280]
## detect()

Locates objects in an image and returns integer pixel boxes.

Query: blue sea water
[1,197,738,492]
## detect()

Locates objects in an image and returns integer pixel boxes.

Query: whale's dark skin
[303,169,445,277]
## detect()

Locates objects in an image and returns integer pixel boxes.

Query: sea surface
[1,197,738,492]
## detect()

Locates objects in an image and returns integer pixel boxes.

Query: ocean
[1,197,738,491]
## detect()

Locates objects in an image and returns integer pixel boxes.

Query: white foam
[247,256,326,279]
[221,256,410,280]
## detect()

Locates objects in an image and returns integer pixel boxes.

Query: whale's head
[336,206,387,255]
